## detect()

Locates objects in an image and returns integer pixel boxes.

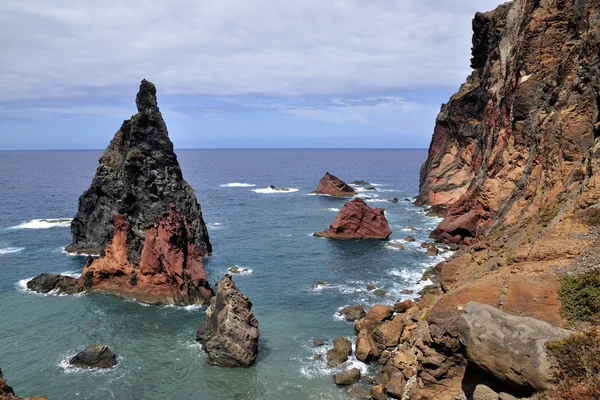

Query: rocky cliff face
[66,79,211,260]
[417,0,600,244]
[196,275,259,367]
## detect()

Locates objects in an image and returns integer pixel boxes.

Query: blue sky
[0,0,505,150]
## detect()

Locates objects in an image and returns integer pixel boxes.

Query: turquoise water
[0,149,447,399]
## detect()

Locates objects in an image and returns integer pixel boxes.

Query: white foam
[325,208,340,212]
[252,187,299,194]
[61,247,97,257]
[227,265,253,276]
[207,222,223,230]
[16,271,82,295]
[9,218,72,229]
[219,183,256,188]
[59,353,119,375]
[365,199,389,203]
[0,247,24,254]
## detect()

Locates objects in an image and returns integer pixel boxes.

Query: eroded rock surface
[312,172,356,197]
[314,198,392,239]
[26,273,80,295]
[196,275,259,367]
[69,344,118,369]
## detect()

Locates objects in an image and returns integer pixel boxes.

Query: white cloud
[0,0,506,102]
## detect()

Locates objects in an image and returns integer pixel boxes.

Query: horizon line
[0,147,429,151]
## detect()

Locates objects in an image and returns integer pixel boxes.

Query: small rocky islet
[14,0,600,398]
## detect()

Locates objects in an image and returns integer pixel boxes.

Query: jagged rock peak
[66,79,211,259]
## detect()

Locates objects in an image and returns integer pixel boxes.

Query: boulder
[372,289,387,297]
[312,172,356,197]
[313,339,325,347]
[69,344,117,369]
[268,185,290,191]
[355,304,394,332]
[27,273,80,295]
[339,305,367,322]
[352,180,371,186]
[196,275,259,367]
[458,302,571,391]
[333,337,352,356]
[373,319,405,348]
[314,198,392,240]
[366,283,377,291]
[334,368,361,386]
[371,384,387,400]
[326,349,348,367]
[394,300,415,313]
[426,246,439,256]
[346,385,371,398]
[473,384,498,400]
[384,372,406,399]
[355,329,379,362]
[404,236,416,242]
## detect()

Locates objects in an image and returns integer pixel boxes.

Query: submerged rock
[313,198,392,240]
[268,185,290,191]
[69,344,118,369]
[312,172,356,197]
[27,273,80,295]
[352,180,371,186]
[196,275,259,368]
[458,302,571,391]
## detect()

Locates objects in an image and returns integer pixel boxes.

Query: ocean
[0,149,448,400]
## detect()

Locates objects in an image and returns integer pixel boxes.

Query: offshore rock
[458,302,571,392]
[196,275,259,367]
[26,273,80,295]
[69,344,118,369]
[78,207,214,305]
[313,198,392,240]
[312,172,356,197]
[66,79,211,258]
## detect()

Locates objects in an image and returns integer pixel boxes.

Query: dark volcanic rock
[69,344,118,369]
[27,273,80,295]
[313,198,392,239]
[66,79,211,259]
[352,180,371,186]
[196,275,259,367]
[312,172,356,197]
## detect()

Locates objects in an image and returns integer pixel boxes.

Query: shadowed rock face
[66,79,211,260]
[416,0,600,243]
[312,172,356,197]
[69,344,118,369]
[314,198,392,239]
[196,275,259,367]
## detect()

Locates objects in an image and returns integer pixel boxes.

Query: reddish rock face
[78,206,213,305]
[312,172,356,197]
[314,198,392,240]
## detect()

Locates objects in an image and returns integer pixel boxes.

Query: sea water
[0,149,448,400]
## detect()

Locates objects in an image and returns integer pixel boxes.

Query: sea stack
[312,172,356,197]
[314,198,392,239]
[34,80,214,305]
[196,275,259,368]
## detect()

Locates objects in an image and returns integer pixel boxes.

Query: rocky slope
[31,80,214,305]
[352,0,600,398]
[196,275,259,367]
[66,79,211,258]
[312,172,356,197]
[313,198,392,239]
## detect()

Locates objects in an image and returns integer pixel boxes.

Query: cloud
[0,0,506,102]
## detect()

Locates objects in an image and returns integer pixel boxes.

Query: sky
[0,0,506,150]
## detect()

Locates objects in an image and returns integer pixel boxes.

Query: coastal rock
[339,305,366,322]
[78,207,214,305]
[370,384,387,400]
[346,386,371,398]
[458,302,571,391]
[355,329,379,362]
[268,185,290,191]
[334,368,361,386]
[473,385,499,400]
[394,300,415,313]
[26,273,80,295]
[196,275,259,368]
[352,180,371,186]
[69,344,118,369]
[312,172,356,197]
[333,337,353,356]
[66,80,210,257]
[314,198,392,240]
[326,349,348,367]
[384,372,406,399]
[0,369,47,400]
[355,304,394,332]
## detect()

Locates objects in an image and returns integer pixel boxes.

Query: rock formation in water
[69,344,118,369]
[26,273,80,295]
[0,369,47,400]
[312,172,356,197]
[313,198,392,239]
[31,80,214,306]
[66,79,211,258]
[196,275,259,367]
[347,1,600,399]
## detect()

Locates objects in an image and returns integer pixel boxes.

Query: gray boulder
[473,384,498,400]
[69,344,117,369]
[458,302,571,391]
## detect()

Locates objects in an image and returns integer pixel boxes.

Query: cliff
[66,79,211,259]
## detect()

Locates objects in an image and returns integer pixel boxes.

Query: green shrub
[558,269,600,326]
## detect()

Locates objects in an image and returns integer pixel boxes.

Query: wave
[298,336,368,379]
[364,199,389,203]
[16,270,82,294]
[60,247,97,257]
[207,222,223,230]
[252,187,299,194]
[219,183,256,188]
[0,247,24,255]
[325,208,340,212]
[8,218,72,229]
[227,265,253,276]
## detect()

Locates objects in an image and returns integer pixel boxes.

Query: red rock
[314,198,392,240]
[427,246,440,256]
[312,172,355,197]
[78,205,214,305]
